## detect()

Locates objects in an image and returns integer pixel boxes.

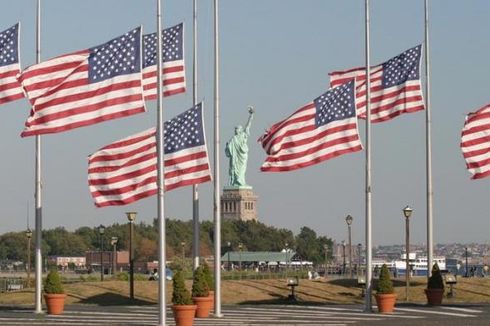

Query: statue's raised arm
[225,106,255,187]
[244,106,254,135]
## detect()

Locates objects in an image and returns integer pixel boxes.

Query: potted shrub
[375,264,397,313]
[44,269,66,315]
[425,263,444,305]
[191,266,212,318]
[172,270,197,326]
[201,262,214,303]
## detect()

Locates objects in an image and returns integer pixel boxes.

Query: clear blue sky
[1,0,489,246]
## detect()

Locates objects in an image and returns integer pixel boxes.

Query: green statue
[225,106,254,187]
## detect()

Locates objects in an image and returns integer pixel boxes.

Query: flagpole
[34,0,43,314]
[424,0,434,279]
[213,0,223,318]
[156,0,167,325]
[192,0,200,271]
[364,0,373,313]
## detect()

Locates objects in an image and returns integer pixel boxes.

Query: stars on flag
[0,24,18,67]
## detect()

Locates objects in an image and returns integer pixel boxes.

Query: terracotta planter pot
[172,304,197,326]
[192,295,213,318]
[425,288,444,305]
[375,293,397,313]
[44,293,66,315]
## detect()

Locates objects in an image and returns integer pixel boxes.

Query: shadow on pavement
[78,292,154,306]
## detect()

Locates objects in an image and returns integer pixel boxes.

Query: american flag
[143,23,185,100]
[461,104,490,180]
[18,27,146,137]
[259,80,362,172]
[329,45,424,123]
[88,102,212,207]
[0,23,23,105]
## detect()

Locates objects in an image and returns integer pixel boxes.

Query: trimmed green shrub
[376,264,394,294]
[427,263,444,289]
[201,262,214,290]
[44,269,64,294]
[192,266,209,297]
[172,270,192,305]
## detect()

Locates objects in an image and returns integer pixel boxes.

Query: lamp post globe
[403,206,413,219]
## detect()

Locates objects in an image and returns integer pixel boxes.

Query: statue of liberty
[225,106,254,187]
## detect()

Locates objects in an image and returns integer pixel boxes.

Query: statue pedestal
[221,187,258,221]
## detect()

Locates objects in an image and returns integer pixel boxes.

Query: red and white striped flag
[88,103,211,207]
[18,27,146,137]
[259,80,362,172]
[329,45,424,123]
[0,23,24,105]
[461,104,490,180]
[143,23,185,100]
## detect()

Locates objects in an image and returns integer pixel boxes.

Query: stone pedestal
[221,187,258,221]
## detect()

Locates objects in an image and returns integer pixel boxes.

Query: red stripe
[0,69,19,79]
[89,142,156,164]
[19,53,87,82]
[144,87,186,100]
[0,80,23,92]
[34,79,141,111]
[265,133,360,163]
[370,105,424,123]
[89,164,157,186]
[261,144,363,172]
[21,106,145,137]
[165,175,212,192]
[471,170,490,180]
[467,157,490,169]
[143,65,184,79]
[165,163,210,179]
[165,151,211,166]
[143,77,185,90]
[0,93,24,104]
[465,111,490,125]
[94,189,158,207]
[268,122,358,155]
[23,65,89,96]
[89,152,157,173]
[261,103,315,148]
[28,93,144,125]
[94,131,155,152]
[91,176,157,197]
[462,146,490,159]
[461,122,490,138]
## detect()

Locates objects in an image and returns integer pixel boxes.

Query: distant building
[48,256,85,268]
[85,250,129,273]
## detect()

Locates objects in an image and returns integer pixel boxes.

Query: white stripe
[440,306,482,313]
[25,100,144,132]
[395,307,475,317]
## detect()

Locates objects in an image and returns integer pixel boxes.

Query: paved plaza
[0,303,488,325]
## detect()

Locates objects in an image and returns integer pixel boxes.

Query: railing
[0,278,25,293]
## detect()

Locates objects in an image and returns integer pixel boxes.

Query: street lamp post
[465,247,469,277]
[98,225,106,282]
[238,243,243,271]
[323,244,328,277]
[25,229,33,287]
[345,215,353,278]
[357,243,362,277]
[181,242,186,261]
[126,212,137,300]
[227,242,231,271]
[341,241,346,276]
[403,205,413,301]
[285,242,289,276]
[111,237,118,275]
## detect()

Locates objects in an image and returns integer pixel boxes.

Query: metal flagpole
[213,0,223,318]
[364,0,373,313]
[34,0,43,314]
[156,0,167,324]
[192,0,200,271]
[424,0,434,280]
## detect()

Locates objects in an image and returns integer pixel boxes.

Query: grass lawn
[1,276,490,306]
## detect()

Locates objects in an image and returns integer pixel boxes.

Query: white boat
[372,253,446,277]
[394,253,446,276]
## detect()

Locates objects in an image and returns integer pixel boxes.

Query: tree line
[0,219,332,265]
